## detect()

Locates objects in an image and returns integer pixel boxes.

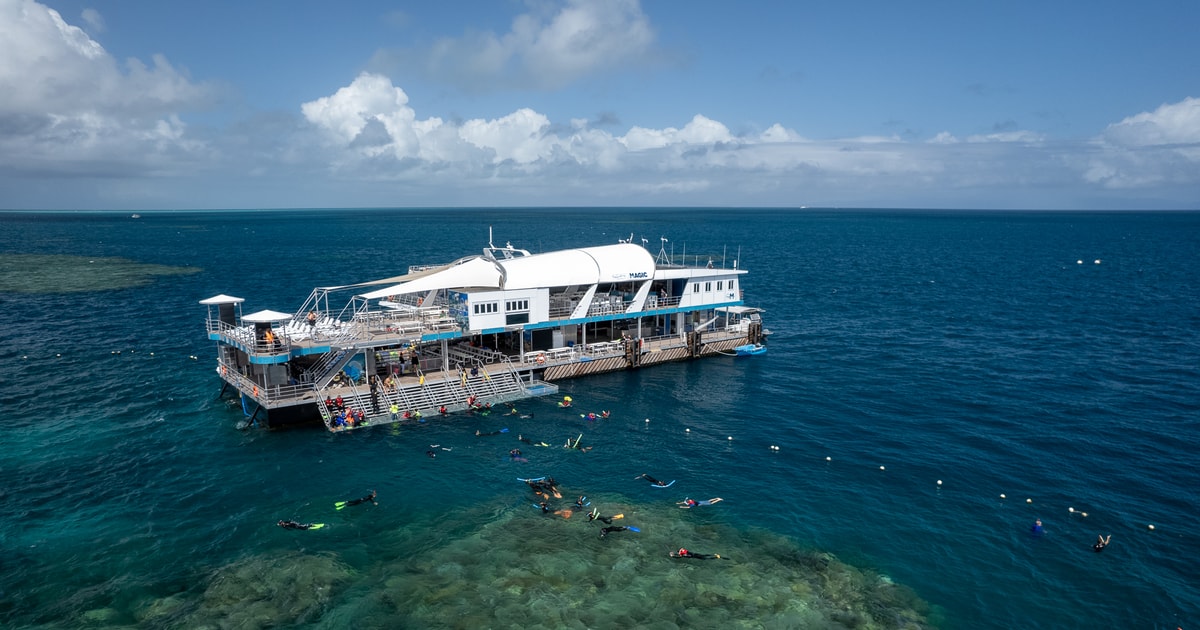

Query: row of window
[473,299,529,315]
[475,281,738,317]
[692,279,736,293]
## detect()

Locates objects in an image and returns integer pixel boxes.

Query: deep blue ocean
[1,208,1197,629]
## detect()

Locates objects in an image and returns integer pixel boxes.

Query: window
[506,299,529,312]
[473,302,498,315]
[717,281,723,290]
[705,282,712,292]
[693,283,699,293]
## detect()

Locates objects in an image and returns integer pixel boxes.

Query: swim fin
[500,428,509,433]
[309,524,326,530]
[334,502,347,510]
[613,514,624,519]
[627,526,640,532]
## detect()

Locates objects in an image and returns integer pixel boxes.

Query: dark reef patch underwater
[0,254,200,293]
[117,500,934,630]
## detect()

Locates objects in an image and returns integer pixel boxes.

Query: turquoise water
[1,209,1197,628]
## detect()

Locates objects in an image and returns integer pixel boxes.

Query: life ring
[221,365,227,376]
[536,353,546,365]
[252,386,259,397]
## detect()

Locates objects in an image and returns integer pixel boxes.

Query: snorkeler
[1093,534,1111,552]
[334,490,377,510]
[599,525,638,539]
[525,477,562,499]
[677,497,723,508]
[573,495,589,510]
[635,473,671,487]
[670,547,722,560]
[518,434,550,447]
[588,507,624,524]
[563,434,592,451]
[537,500,574,519]
[277,520,324,530]
[475,428,509,436]
[1031,519,1044,536]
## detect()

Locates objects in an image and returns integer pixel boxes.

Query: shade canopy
[199,294,244,305]
[242,309,293,323]
[359,243,654,299]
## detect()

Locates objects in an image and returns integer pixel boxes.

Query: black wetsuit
[637,474,667,486]
[345,492,377,506]
[599,526,630,539]
[588,513,615,524]
[674,551,719,559]
[278,520,312,530]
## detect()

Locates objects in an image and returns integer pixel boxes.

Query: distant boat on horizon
[130,214,141,219]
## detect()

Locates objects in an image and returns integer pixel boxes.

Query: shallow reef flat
[0,254,200,293]
[127,496,935,629]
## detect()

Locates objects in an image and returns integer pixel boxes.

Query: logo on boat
[629,271,648,279]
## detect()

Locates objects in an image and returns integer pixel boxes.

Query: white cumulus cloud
[0,0,214,176]
[412,0,655,91]
[1083,97,1200,189]
[1100,97,1200,147]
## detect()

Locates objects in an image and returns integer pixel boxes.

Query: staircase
[316,358,535,431]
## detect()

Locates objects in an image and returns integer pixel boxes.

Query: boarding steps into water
[316,359,550,431]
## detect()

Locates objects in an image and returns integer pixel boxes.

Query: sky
[1,0,1198,210]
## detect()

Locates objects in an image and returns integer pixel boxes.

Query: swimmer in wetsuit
[277,520,323,530]
[1093,534,1111,552]
[335,490,377,510]
[670,547,722,559]
[588,507,624,524]
[635,473,669,487]
[599,526,632,539]
[677,497,723,508]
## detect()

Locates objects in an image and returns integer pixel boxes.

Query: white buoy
[685,428,690,433]
[1094,259,1101,264]
[1000,494,1006,499]
[879,465,886,471]
[825,456,832,462]
[1077,260,1083,264]
[937,480,942,486]
[1148,524,1155,530]
[1026,498,1033,504]
[1081,512,1088,517]
[645,418,650,423]
[56,354,61,357]
[727,436,733,441]
[1068,507,1075,513]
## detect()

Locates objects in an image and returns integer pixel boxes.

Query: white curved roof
[358,243,653,299]
[501,243,654,289]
